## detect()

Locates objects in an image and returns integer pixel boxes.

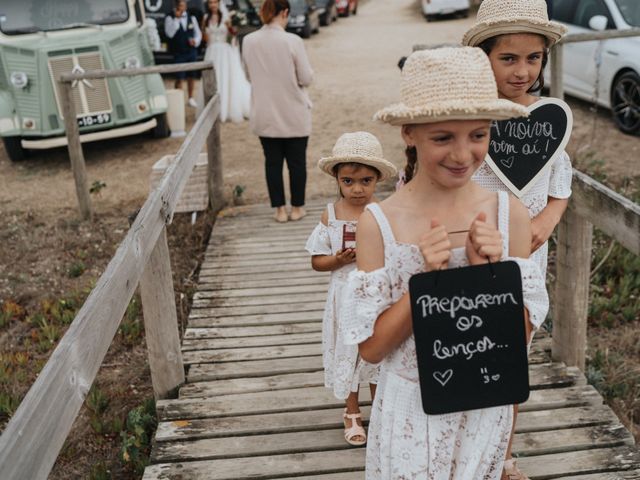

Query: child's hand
[531,214,555,253]
[419,218,451,272]
[466,212,503,265]
[336,248,356,265]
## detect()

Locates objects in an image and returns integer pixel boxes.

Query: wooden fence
[0,62,222,479]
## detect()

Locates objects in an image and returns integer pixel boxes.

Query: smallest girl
[305,131,397,446]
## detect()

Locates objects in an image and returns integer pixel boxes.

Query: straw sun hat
[374,47,529,126]
[318,131,398,181]
[462,0,568,47]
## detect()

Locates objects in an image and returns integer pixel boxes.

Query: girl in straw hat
[341,47,549,478]
[305,131,397,446]
[463,3,571,477]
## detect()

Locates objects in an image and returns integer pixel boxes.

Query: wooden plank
[550,42,565,100]
[139,228,185,399]
[179,362,579,399]
[181,332,322,351]
[199,263,314,276]
[182,343,322,364]
[516,405,621,433]
[60,60,215,81]
[0,93,221,480]
[192,291,328,308]
[561,28,640,43]
[208,236,312,249]
[188,308,324,325]
[205,249,310,260]
[156,384,600,421]
[520,446,640,478]
[202,253,310,268]
[143,449,366,479]
[151,424,632,464]
[552,472,640,480]
[194,284,328,300]
[187,355,323,381]
[197,275,329,291]
[184,323,322,339]
[203,68,224,213]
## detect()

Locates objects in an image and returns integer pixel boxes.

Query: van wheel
[611,71,640,135]
[302,22,312,38]
[459,9,469,18]
[151,113,171,138]
[3,136,26,161]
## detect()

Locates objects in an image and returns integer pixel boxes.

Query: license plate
[77,113,111,128]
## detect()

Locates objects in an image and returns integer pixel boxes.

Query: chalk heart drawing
[433,369,454,387]
[491,374,501,382]
[486,97,573,198]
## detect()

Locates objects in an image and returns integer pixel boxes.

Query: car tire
[151,113,171,139]
[302,21,312,38]
[611,71,640,135]
[320,11,330,26]
[459,9,469,18]
[2,136,26,162]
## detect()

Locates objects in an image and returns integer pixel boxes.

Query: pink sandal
[343,408,367,446]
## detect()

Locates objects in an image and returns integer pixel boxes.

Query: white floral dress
[473,146,572,276]
[342,193,550,479]
[305,203,379,400]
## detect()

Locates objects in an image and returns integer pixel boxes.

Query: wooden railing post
[59,80,93,220]
[202,66,225,213]
[139,227,185,399]
[553,206,593,370]
[550,42,565,100]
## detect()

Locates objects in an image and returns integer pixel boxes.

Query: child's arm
[356,211,413,364]
[531,197,568,252]
[308,208,357,272]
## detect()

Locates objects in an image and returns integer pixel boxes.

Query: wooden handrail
[0,73,221,479]
[559,27,640,44]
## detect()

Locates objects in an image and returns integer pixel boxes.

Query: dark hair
[204,0,223,28]
[332,162,382,179]
[478,34,550,94]
[260,0,290,24]
[403,146,418,183]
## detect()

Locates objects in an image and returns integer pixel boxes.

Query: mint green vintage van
[0,0,169,161]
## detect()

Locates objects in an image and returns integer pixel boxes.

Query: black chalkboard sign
[409,261,530,415]
[486,98,573,198]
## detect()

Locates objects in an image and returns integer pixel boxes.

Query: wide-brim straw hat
[374,47,529,126]
[318,131,398,181]
[462,0,568,47]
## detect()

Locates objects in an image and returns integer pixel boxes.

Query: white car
[550,0,640,135]
[421,0,471,21]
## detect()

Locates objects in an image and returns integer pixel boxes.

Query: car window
[572,0,615,29]
[614,0,640,27]
[551,0,580,23]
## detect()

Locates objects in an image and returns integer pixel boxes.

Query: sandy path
[0,0,637,217]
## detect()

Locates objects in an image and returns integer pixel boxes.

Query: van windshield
[0,0,129,35]
[614,0,640,27]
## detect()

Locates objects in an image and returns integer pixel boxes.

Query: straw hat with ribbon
[374,47,529,126]
[462,0,567,47]
[318,131,398,181]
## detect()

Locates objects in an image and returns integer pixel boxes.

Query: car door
[552,0,616,99]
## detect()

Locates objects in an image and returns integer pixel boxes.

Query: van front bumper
[21,118,157,149]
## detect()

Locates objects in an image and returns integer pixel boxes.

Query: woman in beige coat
[242,0,314,223]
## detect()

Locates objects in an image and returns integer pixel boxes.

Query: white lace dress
[197,19,251,123]
[305,203,379,400]
[473,149,572,276]
[342,194,549,479]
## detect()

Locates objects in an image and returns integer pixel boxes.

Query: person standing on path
[165,0,202,107]
[242,0,314,223]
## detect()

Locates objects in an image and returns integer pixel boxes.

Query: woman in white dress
[199,0,251,122]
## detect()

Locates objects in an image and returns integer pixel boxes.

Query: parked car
[144,0,260,63]
[421,0,471,21]
[287,0,320,39]
[549,0,640,135]
[0,0,169,162]
[336,0,357,17]
[316,0,338,26]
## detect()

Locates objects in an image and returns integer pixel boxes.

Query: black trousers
[259,136,308,208]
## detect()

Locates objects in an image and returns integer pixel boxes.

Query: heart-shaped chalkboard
[485,98,573,198]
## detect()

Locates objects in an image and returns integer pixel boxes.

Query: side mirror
[588,15,608,31]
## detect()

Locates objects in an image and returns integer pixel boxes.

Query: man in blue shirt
[165,0,202,107]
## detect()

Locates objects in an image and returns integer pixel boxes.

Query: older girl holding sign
[462,0,573,277]
[342,48,549,479]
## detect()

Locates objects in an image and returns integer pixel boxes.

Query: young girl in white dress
[342,48,550,479]
[199,0,251,122]
[462,3,571,477]
[305,132,397,446]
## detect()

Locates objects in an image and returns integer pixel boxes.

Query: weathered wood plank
[188,301,326,318]
[194,284,328,300]
[197,275,329,291]
[515,405,621,433]
[204,250,309,261]
[182,343,322,364]
[184,323,322,340]
[192,291,328,308]
[199,263,315,276]
[187,308,324,325]
[143,449,366,479]
[552,472,640,480]
[187,355,323,381]
[156,384,601,421]
[181,332,322,351]
[202,253,310,268]
[205,244,314,256]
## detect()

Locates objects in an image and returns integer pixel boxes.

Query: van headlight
[124,56,141,69]
[295,15,306,23]
[10,72,28,89]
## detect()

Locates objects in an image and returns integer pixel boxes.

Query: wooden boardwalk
[143,202,639,479]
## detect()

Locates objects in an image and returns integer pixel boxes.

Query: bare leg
[502,404,529,480]
[344,390,365,443]
[174,79,183,90]
[187,77,195,99]
[369,383,377,401]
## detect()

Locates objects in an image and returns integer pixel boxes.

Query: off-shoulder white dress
[342,193,549,479]
[305,203,379,399]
